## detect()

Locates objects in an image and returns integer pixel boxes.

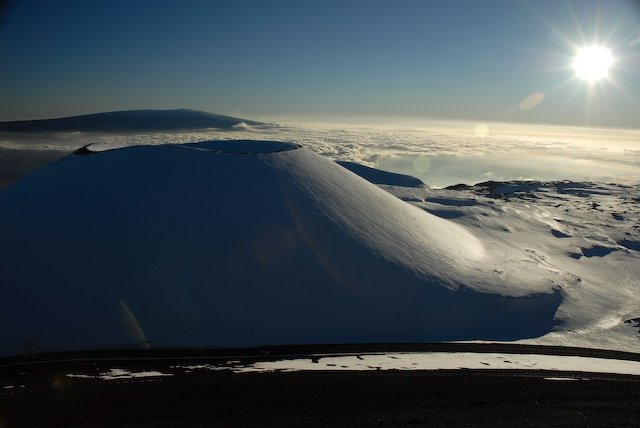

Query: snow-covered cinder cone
[0,141,562,356]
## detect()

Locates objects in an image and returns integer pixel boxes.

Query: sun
[572,46,614,82]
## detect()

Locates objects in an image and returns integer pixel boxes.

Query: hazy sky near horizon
[1,0,639,128]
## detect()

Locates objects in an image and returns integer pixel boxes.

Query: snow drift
[0,140,564,356]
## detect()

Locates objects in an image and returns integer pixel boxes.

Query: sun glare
[572,46,613,82]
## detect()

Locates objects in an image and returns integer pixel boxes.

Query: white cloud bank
[1,119,638,187]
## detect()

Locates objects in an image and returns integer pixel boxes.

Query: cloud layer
[1,119,638,188]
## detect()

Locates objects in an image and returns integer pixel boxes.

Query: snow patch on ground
[67,368,173,381]
[170,352,640,376]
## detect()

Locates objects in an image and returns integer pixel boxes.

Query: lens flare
[474,123,489,137]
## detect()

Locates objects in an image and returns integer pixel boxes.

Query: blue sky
[0,0,639,128]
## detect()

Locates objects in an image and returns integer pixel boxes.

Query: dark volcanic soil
[2,348,640,427]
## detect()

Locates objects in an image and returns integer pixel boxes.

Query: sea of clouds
[1,119,638,188]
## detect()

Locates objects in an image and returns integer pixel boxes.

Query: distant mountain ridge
[0,109,263,133]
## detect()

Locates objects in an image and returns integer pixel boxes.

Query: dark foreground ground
[3,368,640,427]
[2,344,640,427]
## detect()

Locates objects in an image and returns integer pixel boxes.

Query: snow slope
[0,141,569,357]
[386,181,640,352]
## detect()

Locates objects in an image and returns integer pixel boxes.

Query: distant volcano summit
[0,109,263,133]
